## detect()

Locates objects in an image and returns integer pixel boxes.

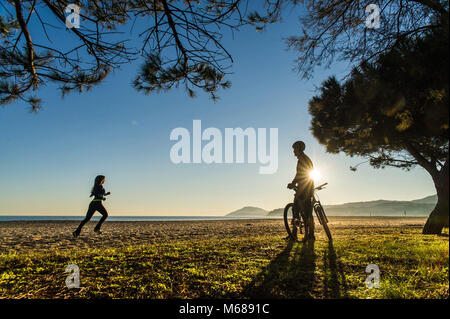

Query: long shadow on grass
[240,240,317,298]
[322,241,348,298]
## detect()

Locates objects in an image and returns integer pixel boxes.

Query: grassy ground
[0,222,448,299]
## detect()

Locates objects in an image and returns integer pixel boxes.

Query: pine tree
[308,27,449,234]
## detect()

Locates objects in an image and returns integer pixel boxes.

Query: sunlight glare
[309,169,321,182]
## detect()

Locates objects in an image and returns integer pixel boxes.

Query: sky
[0,3,435,216]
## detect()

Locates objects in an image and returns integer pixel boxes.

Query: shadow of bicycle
[240,240,348,298]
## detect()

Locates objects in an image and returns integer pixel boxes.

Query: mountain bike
[284,182,332,241]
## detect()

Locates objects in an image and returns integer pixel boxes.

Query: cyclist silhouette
[287,141,315,241]
[73,175,110,238]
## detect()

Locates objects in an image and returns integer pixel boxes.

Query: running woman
[73,175,110,237]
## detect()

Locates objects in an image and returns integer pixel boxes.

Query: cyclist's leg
[291,196,302,240]
[306,198,315,240]
[295,194,311,240]
[300,196,315,240]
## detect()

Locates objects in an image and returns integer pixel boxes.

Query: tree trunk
[422,164,449,234]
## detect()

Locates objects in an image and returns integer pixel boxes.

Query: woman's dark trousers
[75,201,108,234]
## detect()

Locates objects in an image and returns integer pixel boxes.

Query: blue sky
[0,4,435,216]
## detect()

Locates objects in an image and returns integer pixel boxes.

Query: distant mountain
[411,194,438,204]
[227,206,268,217]
[320,201,435,216]
[236,195,437,217]
[267,208,284,216]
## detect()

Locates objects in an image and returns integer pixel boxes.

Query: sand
[0,217,427,254]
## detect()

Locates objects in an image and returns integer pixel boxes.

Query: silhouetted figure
[73,175,110,237]
[288,141,315,241]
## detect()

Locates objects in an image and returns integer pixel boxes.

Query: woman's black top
[91,185,106,200]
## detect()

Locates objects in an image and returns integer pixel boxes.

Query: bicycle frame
[287,182,332,240]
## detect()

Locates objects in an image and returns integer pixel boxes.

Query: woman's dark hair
[90,175,105,197]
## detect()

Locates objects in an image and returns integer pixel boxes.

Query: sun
[309,169,321,182]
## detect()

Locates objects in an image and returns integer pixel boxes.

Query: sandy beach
[0,217,427,254]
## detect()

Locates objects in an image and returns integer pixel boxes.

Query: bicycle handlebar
[291,182,328,192]
[315,182,328,190]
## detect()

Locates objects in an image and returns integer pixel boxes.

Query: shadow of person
[322,241,348,298]
[240,239,316,298]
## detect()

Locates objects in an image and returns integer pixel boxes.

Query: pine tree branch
[13,0,38,90]
[405,141,439,177]
[161,0,188,69]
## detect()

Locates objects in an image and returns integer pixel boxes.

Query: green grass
[0,226,448,299]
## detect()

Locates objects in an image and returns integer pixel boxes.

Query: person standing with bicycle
[287,141,315,241]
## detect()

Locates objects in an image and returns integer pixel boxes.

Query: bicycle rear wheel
[314,203,332,241]
[284,203,304,240]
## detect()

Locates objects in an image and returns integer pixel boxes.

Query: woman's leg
[75,203,96,235]
[94,203,108,231]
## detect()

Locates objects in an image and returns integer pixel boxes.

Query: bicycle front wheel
[284,203,304,240]
[314,203,332,241]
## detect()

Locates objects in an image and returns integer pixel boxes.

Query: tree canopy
[0,0,283,110]
[2,1,448,110]
[287,0,449,78]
